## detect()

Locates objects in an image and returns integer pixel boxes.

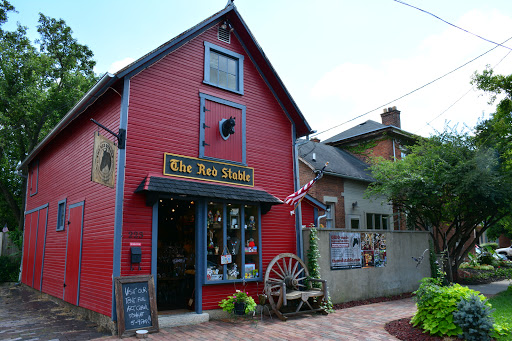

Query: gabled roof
[19,2,312,170]
[298,140,374,183]
[323,120,414,145]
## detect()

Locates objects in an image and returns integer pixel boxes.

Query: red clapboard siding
[301,203,315,228]
[23,89,120,316]
[122,25,297,310]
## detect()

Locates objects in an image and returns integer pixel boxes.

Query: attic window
[218,26,230,43]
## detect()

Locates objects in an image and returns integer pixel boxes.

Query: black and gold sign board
[163,153,254,187]
[91,132,117,188]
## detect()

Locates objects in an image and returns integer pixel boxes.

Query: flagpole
[289,162,328,215]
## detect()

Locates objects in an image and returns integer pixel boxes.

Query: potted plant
[218,289,257,315]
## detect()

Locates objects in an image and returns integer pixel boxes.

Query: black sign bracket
[90,119,126,149]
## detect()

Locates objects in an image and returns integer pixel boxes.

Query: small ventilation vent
[218,26,231,43]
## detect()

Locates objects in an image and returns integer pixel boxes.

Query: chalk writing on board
[123,282,152,329]
[115,275,158,337]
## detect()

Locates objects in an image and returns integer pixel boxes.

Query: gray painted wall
[343,179,394,230]
[303,229,431,303]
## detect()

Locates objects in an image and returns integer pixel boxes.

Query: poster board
[115,275,159,337]
[330,232,387,270]
[330,232,362,269]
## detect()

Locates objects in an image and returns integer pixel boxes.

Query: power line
[393,0,512,51]
[418,46,512,134]
[312,36,512,138]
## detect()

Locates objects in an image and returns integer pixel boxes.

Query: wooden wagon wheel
[264,253,309,320]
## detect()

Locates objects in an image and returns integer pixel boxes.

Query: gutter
[322,170,374,183]
[17,73,117,170]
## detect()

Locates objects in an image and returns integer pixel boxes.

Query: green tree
[0,1,98,230]
[366,131,512,281]
[472,67,512,240]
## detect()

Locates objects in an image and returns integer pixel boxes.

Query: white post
[0,232,4,257]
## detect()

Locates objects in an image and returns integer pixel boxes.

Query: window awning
[136,176,283,212]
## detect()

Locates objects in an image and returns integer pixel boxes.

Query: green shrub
[460,262,494,270]
[412,278,487,337]
[480,242,498,250]
[0,255,21,282]
[453,294,494,341]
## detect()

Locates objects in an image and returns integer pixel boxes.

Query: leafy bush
[0,255,20,282]
[460,262,494,270]
[412,277,487,336]
[480,242,498,250]
[453,294,494,341]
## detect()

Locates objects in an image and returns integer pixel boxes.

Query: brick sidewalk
[99,298,417,341]
[1,283,416,340]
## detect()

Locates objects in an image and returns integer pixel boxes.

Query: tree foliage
[366,130,512,281]
[472,67,512,240]
[0,1,98,230]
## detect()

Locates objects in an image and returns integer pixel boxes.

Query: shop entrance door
[157,199,195,311]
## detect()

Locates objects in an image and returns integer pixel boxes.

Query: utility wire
[419,45,512,133]
[312,36,512,138]
[393,0,512,51]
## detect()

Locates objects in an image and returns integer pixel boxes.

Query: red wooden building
[18,2,312,323]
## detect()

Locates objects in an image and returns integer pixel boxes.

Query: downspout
[111,77,130,320]
[292,126,303,260]
[317,213,327,229]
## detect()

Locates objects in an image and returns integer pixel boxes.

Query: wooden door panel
[64,203,84,305]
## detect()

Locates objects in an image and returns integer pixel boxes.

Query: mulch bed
[333,292,413,310]
[384,317,447,341]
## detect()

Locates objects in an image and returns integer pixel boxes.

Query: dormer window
[203,42,244,95]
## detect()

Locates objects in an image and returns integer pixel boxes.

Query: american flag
[285,162,328,213]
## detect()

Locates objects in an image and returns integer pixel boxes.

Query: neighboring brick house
[300,107,415,230]
[324,107,413,163]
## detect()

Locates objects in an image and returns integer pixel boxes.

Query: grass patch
[489,285,512,341]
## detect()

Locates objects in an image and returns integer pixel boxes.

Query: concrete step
[158,312,209,328]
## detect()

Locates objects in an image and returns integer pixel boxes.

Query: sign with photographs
[361,233,387,268]
[329,232,362,269]
[91,132,117,188]
[330,232,387,270]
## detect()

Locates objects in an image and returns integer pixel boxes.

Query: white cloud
[309,10,512,140]
[107,57,136,74]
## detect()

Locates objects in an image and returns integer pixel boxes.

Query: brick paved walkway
[1,283,416,341]
[100,298,417,341]
[0,285,110,341]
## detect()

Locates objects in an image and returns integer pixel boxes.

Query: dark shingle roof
[323,120,388,144]
[298,140,374,182]
[136,176,283,204]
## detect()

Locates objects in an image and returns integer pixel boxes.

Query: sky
[4,0,512,140]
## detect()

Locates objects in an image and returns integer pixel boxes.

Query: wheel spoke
[295,276,307,282]
[291,260,299,277]
[267,277,282,282]
[282,258,288,275]
[288,257,293,276]
[276,261,285,277]
[292,268,305,279]
[271,269,285,279]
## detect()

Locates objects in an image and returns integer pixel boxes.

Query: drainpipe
[317,212,328,229]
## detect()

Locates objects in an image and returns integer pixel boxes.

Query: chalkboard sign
[115,275,159,337]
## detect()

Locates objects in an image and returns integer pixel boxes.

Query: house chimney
[381,106,401,128]
[310,137,321,143]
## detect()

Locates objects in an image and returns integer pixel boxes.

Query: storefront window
[206,202,260,283]
[243,205,259,279]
